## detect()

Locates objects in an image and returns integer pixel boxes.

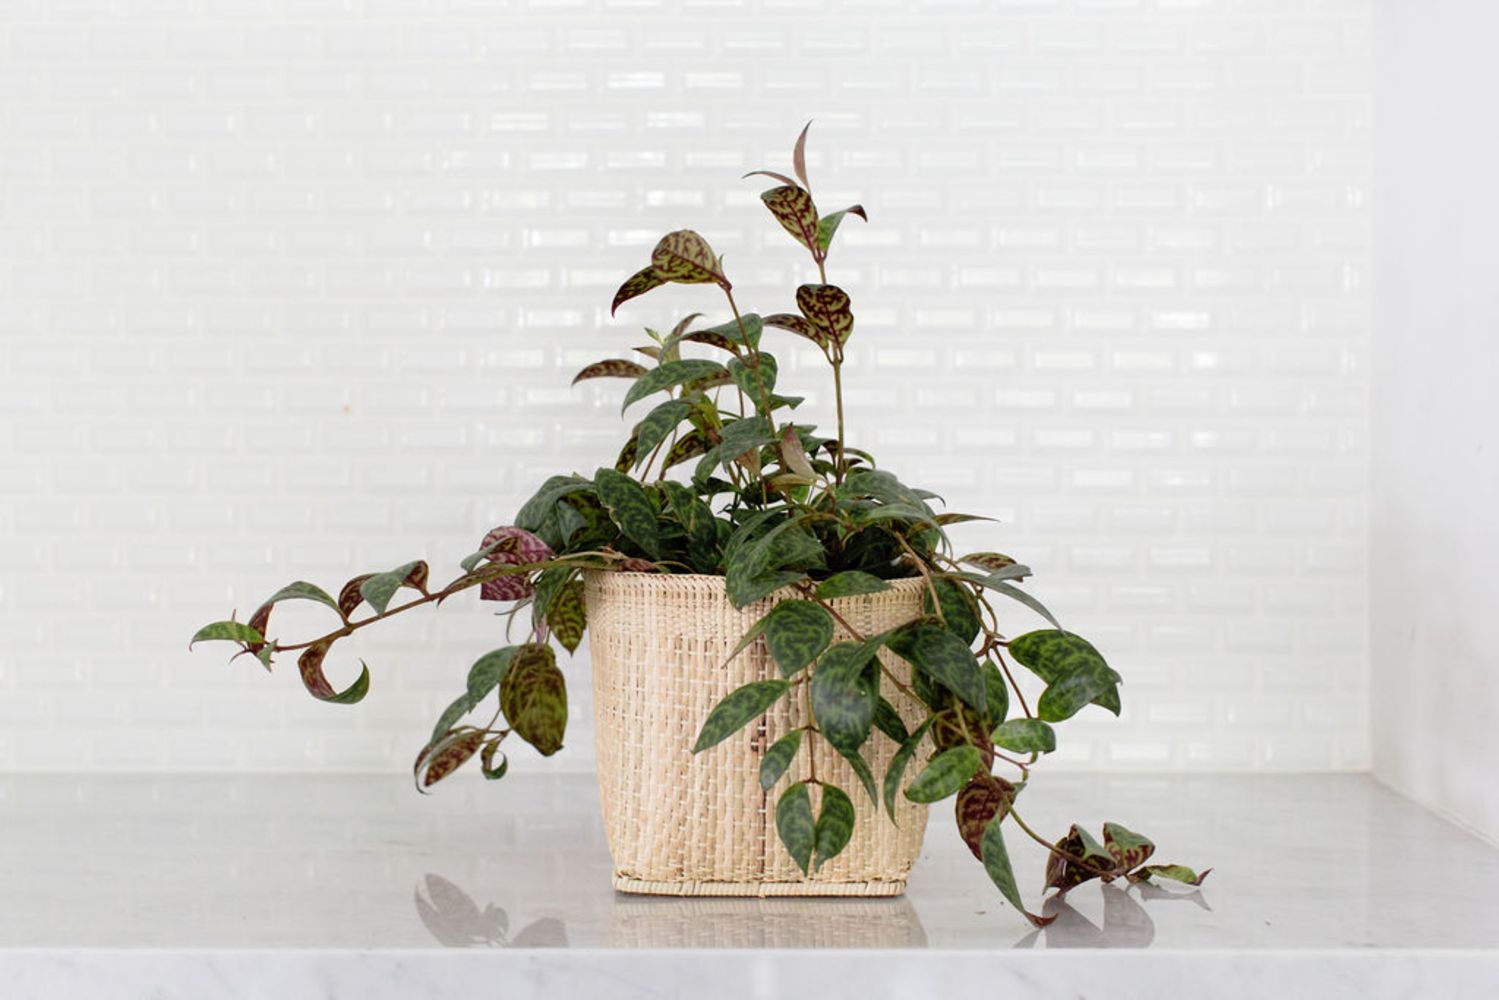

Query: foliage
[192,126,1205,926]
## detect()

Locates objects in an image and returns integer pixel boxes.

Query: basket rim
[581,569,926,591]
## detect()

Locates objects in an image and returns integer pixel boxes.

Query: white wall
[1372,0,1499,841]
[0,1,1371,775]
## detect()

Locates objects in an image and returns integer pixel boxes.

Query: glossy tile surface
[1,773,1496,997]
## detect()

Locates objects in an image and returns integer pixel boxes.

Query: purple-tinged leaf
[760,185,821,253]
[360,560,429,614]
[479,739,509,781]
[338,574,373,619]
[260,581,341,615]
[743,169,799,188]
[1045,824,1118,894]
[962,552,1017,572]
[615,556,658,573]
[780,425,817,480]
[615,432,639,474]
[650,230,727,287]
[297,640,370,704]
[1102,821,1156,872]
[415,729,486,790]
[611,266,666,315]
[956,773,1016,861]
[662,429,709,471]
[474,527,554,603]
[795,283,854,346]
[188,620,265,649]
[572,359,648,385]
[792,121,812,190]
[1129,864,1212,886]
[681,329,737,352]
[815,204,866,254]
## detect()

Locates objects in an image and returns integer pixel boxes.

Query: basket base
[612,875,908,898]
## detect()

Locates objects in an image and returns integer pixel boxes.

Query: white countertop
[1,772,1495,998]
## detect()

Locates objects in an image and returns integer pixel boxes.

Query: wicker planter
[583,570,931,897]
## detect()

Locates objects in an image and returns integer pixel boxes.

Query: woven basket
[583,570,930,897]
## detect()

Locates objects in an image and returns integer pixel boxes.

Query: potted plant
[192,127,1206,923]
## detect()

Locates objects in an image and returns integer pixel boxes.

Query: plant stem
[1008,807,1119,880]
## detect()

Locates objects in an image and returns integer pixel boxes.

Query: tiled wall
[0,0,1371,774]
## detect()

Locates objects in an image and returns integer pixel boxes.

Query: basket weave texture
[584,570,931,897]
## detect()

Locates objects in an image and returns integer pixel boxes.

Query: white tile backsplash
[0,0,1371,774]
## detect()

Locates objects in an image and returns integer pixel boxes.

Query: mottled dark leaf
[924,577,981,645]
[763,312,828,349]
[416,729,486,789]
[1045,824,1116,893]
[956,773,1016,860]
[904,745,981,803]
[691,679,790,753]
[725,569,805,608]
[546,580,587,654]
[360,560,428,614]
[594,468,661,560]
[962,552,1017,572]
[611,265,666,315]
[981,659,1009,732]
[621,359,727,413]
[499,644,567,756]
[338,574,373,619]
[760,185,820,253]
[810,641,879,753]
[873,696,909,744]
[430,646,519,743]
[479,740,509,781]
[762,599,834,677]
[473,527,554,602]
[991,718,1056,754]
[634,399,691,463]
[572,359,648,385]
[883,718,934,822]
[1102,822,1156,873]
[813,784,855,871]
[297,640,370,704]
[795,283,854,346]
[759,729,803,792]
[650,229,726,286]
[259,581,341,615]
[814,571,891,599]
[776,782,815,875]
[887,623,986,717]
[662,428,710,471]
[838,745,880,806]
[1130,864,1212,886]
[727,353,777,400]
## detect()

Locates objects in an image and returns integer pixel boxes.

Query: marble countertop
[1,771,1495,998]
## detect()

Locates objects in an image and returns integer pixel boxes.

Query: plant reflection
[606,896,929,949]
[414,873,568,948]
[1014,883,1212,949]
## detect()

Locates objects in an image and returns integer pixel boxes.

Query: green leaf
[980,814,1054,928]
[593,467,661,559]
[981,659,1009,731]
[514,475,594,534]
[872,696,909,744]
[429,646,519,743]
[988,580,1062,629]
[775,782,815,875]
[727,353,778,399]
[650,229,727,286]
[991,718,1056,754]
[904,745,982,804]
[683,313,763,351]
[189,620,265,649]
[759,729,803,792]
[814,571,891,599]
[725,569,806,608]
[546,580,587,654]
[621,359,727,413]
[499,644,567,756]
[717,415,775,464]
[259,581,341,615]
[1037,665,1122,723]
[1102,821,1156,872]
[887,623,986,717]
[691,679,790,753]
[762,599,834,677]
[838,745,879,806]
[634,399,691,462]
[956,773,1016,860]
[925,577,981,645]
[296,641,370,704]
[816,204,867,254]
[810,642,879,754]
[1008,630,1121,722]
[361,560,428,614]
[760,184,821,253]
[479,740,509,781]
[795,283,854,346]
[1131,864,1212,886]
[611,265,666,315]
[812,784,856,871]
[883,718,934,821]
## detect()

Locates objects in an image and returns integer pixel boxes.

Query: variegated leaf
[547,580,587,654]
[760,185,820,253]
[297,640,370,704]
[1102,821,1156,872]
[611,265,666,315]
[499,644,567,756]
[416,729,486,789]
[475,526,553,602]
[956,773,1017,860]
[795,283,854,346]
[572,359,648,385]
[662,429,709,471]
[816,204,867,253]
[650,230,726,287]
[763,312,827,349]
